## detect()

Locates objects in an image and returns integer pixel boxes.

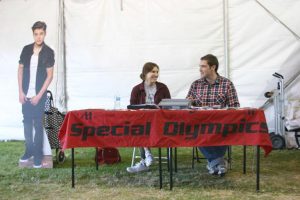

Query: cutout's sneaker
[19,155,32,163]
[33,159,42,169]
[145,154,154,167]
[33,164,42,169]
[126,160,149,173]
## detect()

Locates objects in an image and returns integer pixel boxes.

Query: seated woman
[126,62,171,173]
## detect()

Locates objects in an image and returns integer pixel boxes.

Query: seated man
[187,54,240,176]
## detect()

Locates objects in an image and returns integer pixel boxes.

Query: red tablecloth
[58,109,272,155]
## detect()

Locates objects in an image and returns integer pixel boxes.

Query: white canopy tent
[0,0,300,140]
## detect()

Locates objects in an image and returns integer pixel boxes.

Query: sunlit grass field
[0,141,300,200]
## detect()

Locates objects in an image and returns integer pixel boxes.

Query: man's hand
[187,96,195,101]
[187,96,198,106]
[19,92,27,104]
[30,95,41,106]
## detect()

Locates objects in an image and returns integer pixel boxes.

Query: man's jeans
[198,146,227,164]
[22,98,45,165]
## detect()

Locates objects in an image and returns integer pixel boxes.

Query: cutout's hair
[32,21,47,32]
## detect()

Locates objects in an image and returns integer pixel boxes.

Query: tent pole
[255,0,300,40]
[58,0,67,111]
[120,0,123,11]
[223,0,230,79]
[63,0,68,111]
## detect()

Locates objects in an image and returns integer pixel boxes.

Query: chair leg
[131,147,136,167]
[167,148,170,172]
[195,147,200,162]
[174,147,177,173]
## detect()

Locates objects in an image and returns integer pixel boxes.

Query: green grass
[0,141,300,200]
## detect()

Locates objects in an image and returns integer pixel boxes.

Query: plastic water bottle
[114,95,121,110]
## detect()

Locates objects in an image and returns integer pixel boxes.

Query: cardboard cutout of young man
[18,21,54,168]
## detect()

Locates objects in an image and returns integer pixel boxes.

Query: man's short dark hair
[32,21,47,32]
[201,54,219,72]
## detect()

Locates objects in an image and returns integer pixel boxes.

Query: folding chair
[131,147,170,167]
[192,146,233,169]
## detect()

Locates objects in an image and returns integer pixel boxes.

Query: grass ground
[0,141,300,200]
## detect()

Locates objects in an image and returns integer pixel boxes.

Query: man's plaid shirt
[187,75,240,108]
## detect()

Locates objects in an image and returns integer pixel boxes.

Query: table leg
[243,146,246,174]
[228,146,232,170]
[158,148,162,189]
[256,146,260,192]
[96,148,99,170]
[169,147,173,190]
[192,147,195,169]
[72,148,75,188]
